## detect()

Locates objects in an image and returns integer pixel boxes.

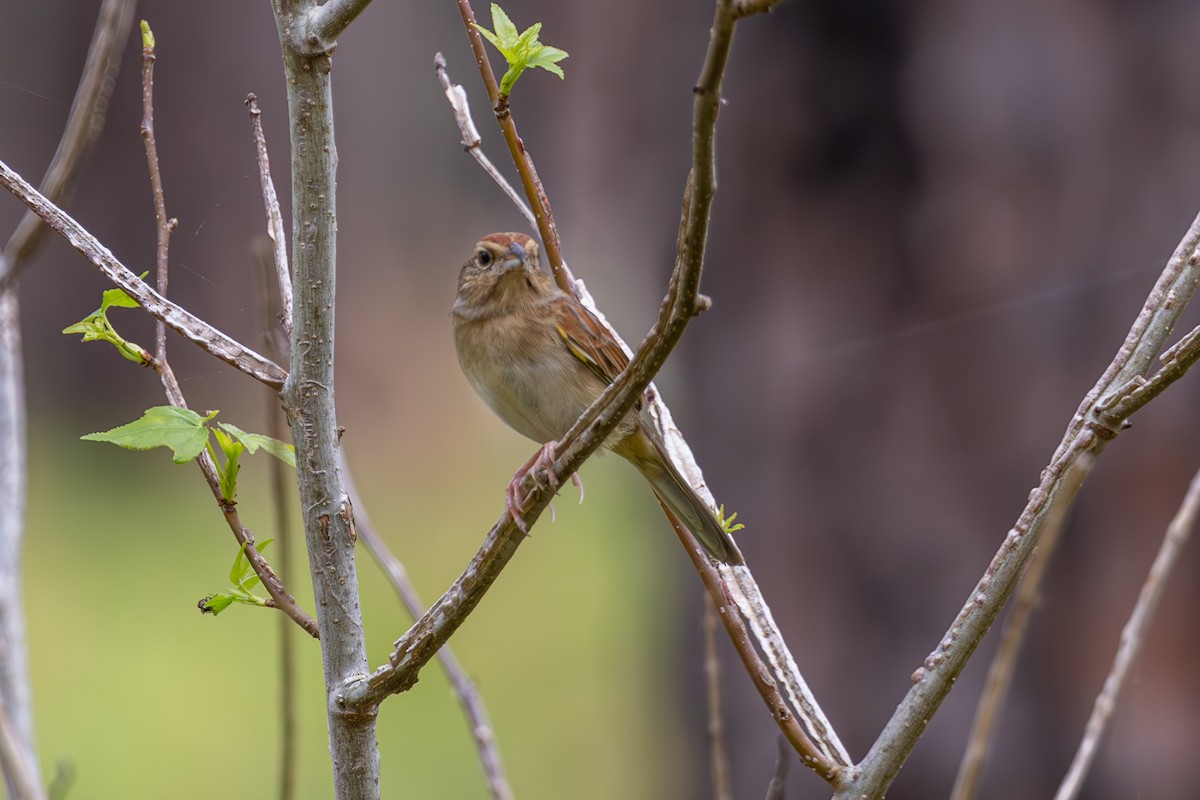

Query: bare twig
[841,208,1200,799]
[246,94,293,340]
[0,0,135,283]
[703,598,733,800]
[764,734,790,800]
[0,160,287,389]
[342,456,514,800]
[434,54,536,231]
[0,2,135,793]
[254,240,299,800]
[138,21,177,364]
[1053,465,1200,800]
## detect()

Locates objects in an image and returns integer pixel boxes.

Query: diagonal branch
[1053,464,1200,800]
[841,208,1200,799]
[0,3,136,796]
[0,160,287,389]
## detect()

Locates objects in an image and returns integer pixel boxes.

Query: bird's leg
[506,441,560,532]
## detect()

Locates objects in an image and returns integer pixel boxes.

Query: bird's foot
[506,441,560,532]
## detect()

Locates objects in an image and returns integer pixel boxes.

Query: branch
[303,0,375,53]
[841,208,1200,799]
[245,94,293,340]
[0,2,135,793]
[439,0,850,778]
[0,696,43,800]
[1053,464,1200,800]
[131,34,317,640]
[703,599,732,800]
[0,160,287,389]
[138,21,177,365]
[0,0,136,282]
[434,54,536,232]
[270,2,379,796]
[950,456,1092,800]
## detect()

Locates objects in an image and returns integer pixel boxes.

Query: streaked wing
[555,300,629,387]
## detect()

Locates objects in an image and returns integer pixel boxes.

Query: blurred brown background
[3,0,1200,798]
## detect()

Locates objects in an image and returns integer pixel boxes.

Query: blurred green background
[27,418,692,799]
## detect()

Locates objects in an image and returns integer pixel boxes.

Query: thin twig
[703,598,733,800]
[246,94,293,340]
[764,734,790,800]
[138,21,177,364]
[950,455,1094,800]
[434,54,536,231]
[1053,465,1200,800]
[1,0,136,282]
[0,160,287,389]
[342,455,514,800]
[841,208,1200,800]
[0,3,135,793]
[254,241,299,800]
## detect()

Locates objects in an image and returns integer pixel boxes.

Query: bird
[451,231,739,563]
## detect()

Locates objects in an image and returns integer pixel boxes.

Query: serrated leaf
[216,422,296,467]
[82,406,216,464]
[490,3,518,44]
[474,3,568,96]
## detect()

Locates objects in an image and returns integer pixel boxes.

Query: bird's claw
[505,441,585,529]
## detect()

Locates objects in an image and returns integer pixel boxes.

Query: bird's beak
[499,240,526,272]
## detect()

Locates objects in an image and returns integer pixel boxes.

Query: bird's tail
[620,429,740,564]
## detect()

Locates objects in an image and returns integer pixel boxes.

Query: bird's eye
[475,249,493,267]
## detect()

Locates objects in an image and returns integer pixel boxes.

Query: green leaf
[140,20,155,51]
[63,273,151,364]
[81,406,217,464]
[212,427,244,501]
[490,3,518,43]
[216,423,295,468]
[472,2,568,96]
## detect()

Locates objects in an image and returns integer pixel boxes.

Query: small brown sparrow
[451,232,738,563]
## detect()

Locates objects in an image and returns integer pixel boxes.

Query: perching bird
[451,232,738,563]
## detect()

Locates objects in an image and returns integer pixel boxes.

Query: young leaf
[216,422,295,468]
[199,594,235,615]
[472,3,568,96]
[63,273,151,364]
[212,427,244,502]
[82,406,217,464]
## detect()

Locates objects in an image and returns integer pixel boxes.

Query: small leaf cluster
[82,406,294,502]
[716,504,746,535]
[473,3,568,97]
[198,539,275,616]
[62,277,151,364]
